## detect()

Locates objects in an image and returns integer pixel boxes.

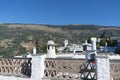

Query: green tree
[99,38,106,46]
[34,38,47,53]
[107,39,117,47]
[100,32,106,38]
[18,46,26,55]
[41,45,47,53]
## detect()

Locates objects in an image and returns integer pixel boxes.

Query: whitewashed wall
[31,55,46,80]
[96,56,110,80]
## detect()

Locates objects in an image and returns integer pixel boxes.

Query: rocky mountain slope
[0,23,120,57]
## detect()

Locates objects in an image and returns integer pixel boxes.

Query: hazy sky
[0,0,120,26]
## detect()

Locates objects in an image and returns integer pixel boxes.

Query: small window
[48,46,50,50]
[52,46,54,49]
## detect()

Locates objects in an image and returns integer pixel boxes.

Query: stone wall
[0,55,120,80]
[0,55,46,80]
[0,58,31,77]
[110,59,120,80]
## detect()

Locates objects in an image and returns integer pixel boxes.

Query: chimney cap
[91,37,97,41]
[47,40,56,45]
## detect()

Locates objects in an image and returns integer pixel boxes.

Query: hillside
[0,23,120,57]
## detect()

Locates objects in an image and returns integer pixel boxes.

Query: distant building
[57,40,92,53]
[111,37,120,43]
[82,40,92,51]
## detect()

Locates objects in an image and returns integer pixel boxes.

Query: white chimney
[64,39,68,47]
[73,49,76,54]
[47,40,56,58]
[91,37,97,54]
[33,46,37,55]
[85,40,88,44]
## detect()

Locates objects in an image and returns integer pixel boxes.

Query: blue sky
[0,0,120,26]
